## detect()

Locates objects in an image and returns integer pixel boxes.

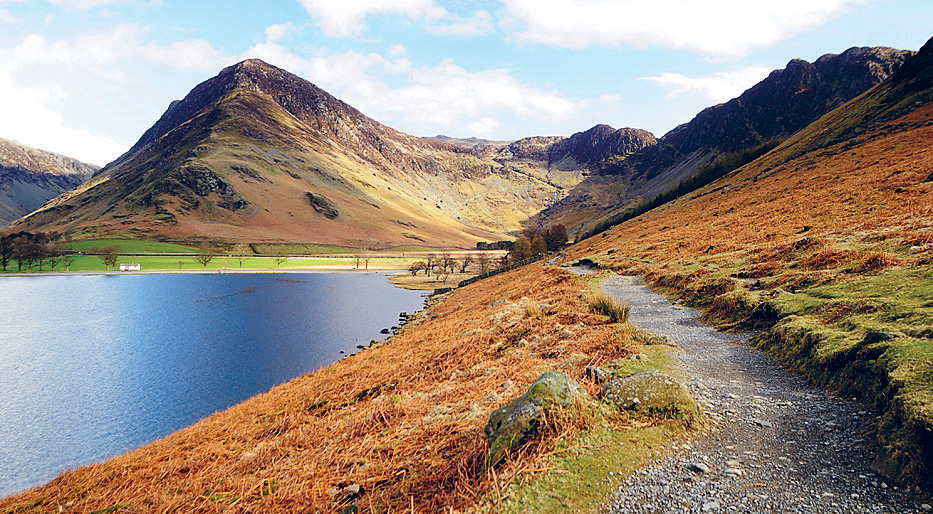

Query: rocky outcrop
[549,125,657,167]
[484,371,590,467]
[306,192,339,218]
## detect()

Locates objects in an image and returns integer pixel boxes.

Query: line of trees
[0,231,72,272]
[507,224,568,263]
[407,251,504,283]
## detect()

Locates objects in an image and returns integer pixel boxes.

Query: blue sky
[0,0,930,166]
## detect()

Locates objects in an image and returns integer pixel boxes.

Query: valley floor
[600,275,931,513]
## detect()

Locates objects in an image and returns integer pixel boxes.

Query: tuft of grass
[524,299,542,318]
[588,291,630,324]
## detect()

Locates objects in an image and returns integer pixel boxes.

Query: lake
[0,272,425,497]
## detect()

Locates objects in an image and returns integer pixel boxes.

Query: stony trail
[596,274,932,514]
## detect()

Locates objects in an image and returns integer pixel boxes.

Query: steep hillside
[7,60,654,248]
[565,37,933,488]
[546,46,910,238]
[0,138,97,226]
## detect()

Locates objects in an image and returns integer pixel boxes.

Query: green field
[1,254,416,273]
[66,239,200,254]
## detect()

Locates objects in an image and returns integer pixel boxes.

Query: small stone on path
[702,500,721,512]
[687,462,710,474]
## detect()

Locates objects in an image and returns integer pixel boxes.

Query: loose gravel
[597,275,931,514]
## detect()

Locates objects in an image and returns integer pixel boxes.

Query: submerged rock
[484,371,589,467]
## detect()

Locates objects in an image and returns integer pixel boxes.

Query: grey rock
[600,369,699,421]
[484,371,589,467]
[688,462,711,474]
[702,500,721,512]
[344,484,361,496]
[920,503,931,512]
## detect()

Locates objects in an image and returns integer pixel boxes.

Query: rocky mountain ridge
[542,45,912,237]
[0,137,98,226]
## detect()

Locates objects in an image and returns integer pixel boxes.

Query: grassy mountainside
[4,61,591,247]
[0,137,98,226]
[564,39,933,487]
[543,46,911,239]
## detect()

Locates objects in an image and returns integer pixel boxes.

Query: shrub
[588,291,630,323]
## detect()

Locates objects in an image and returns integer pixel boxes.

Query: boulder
[600,369,698,422]
[484,371,589,467]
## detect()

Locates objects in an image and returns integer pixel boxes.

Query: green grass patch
[248,243,354,255]
[500,425,683,514]
[66,239,199,254]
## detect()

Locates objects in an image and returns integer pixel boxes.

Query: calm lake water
[0,272,425,497]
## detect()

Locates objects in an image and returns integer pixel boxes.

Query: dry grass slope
[565,99,933,488]
[0,265,650,513]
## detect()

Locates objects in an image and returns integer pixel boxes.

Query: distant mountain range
[0,45,914,247]
[540,46,910,238]
[0,137,97,226]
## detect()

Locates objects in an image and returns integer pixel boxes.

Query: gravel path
[597,275,932,514]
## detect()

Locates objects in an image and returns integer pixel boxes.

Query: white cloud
[467,117,500,137]
[244,33,581,139]
[388,43,406,57]
[0,26,229,165]
[298,0,446,37]
[0,59,127,165]
[142,39,230,72]
[0,7,17,24]
[428,10,494,36]
[12,24,228,71]
[48,0,126,9]
[640,66,772,101]
[502,0,870,57]
[264,22,293,43]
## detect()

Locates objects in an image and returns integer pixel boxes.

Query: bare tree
[45,242,65,271]
[100,246,119,270]
[424,254,436,275]
[441,251,455,274]
[476,252,491,274]
[0,235,11,272]
[458,254,474,274]
[196,245,215,268]
[408,262,421,276]
[12,236,37,271]
[273,249,288,267]
[233,243,252,268]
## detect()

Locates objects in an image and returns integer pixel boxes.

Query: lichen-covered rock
[600,369,698,422]
[484,371,589,467]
